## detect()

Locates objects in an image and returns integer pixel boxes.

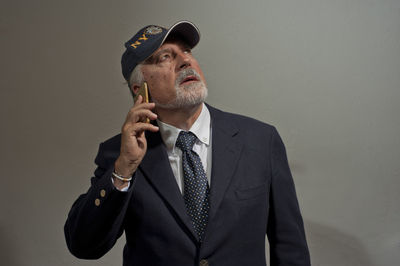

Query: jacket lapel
[208,106,243,222]
[138,130,199,241]
[137,105,243,242]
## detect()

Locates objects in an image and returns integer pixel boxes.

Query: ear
[131,84,141,95]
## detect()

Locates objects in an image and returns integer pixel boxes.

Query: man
[65,20,310,266]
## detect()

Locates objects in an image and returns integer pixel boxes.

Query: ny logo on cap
[130,26,163,49]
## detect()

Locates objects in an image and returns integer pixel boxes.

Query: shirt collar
[157,103,211,152]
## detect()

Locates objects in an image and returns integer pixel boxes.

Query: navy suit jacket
[65,105,310,266]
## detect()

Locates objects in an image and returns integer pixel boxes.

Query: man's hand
[114,95,159,188]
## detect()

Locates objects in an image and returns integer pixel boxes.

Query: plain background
[1,0,399,265]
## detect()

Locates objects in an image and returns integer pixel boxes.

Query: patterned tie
[176,131,210,241]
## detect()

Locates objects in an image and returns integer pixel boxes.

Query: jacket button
[100,189,106,197]
[94,198,100,206]
[199,259,209,266]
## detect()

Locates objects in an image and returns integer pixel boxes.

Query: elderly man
[64,21,310,266]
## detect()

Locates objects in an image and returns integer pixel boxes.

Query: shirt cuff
[111,177,130,192]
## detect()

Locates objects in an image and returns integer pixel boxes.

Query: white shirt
[157,103,212,193]
[113,104,212,193]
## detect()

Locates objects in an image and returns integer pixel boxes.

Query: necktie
[176,131,210,241]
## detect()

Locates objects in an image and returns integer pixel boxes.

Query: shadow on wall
[305,220,374,266]
[0,225,23,266]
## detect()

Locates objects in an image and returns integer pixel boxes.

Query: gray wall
[1,0,399,265]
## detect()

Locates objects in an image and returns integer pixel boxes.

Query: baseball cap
[121,20,200,81]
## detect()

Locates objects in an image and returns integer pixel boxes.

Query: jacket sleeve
[267,127,311,265]
[64,141,133,259]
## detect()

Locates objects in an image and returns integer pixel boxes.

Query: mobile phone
[134,82,150,103]
[134,82,150,123]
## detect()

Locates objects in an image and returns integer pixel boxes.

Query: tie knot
[176,131,197,151]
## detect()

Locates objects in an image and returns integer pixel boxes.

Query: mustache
[175,68,201,85]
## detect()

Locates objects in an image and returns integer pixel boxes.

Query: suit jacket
[65,105,310,266]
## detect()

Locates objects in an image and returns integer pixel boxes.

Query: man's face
[139,38,207,110]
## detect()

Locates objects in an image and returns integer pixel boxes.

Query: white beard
[153,69,208,110]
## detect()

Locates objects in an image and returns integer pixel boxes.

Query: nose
[177,51,191,70]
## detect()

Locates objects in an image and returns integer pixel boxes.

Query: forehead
[147,36,190,58]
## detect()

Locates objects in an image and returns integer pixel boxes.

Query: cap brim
[162,20,200,49]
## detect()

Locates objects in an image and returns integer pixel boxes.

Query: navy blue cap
[121,20,200,81]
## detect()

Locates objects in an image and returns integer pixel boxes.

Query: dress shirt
[113,104,212,193]
[157,103,212,193]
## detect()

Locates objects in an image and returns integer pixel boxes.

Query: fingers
[134,95,152,107]
[134,94,143,104]
[134,94,145,105]
[117,97,159,175]
[127,108,157,124]
[125,99,157,125]
[124,122,159,135]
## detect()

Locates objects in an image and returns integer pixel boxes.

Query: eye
[159,53,171,62]
[183,48,192,54]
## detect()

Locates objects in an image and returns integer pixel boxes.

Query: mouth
[180,75,199,85]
